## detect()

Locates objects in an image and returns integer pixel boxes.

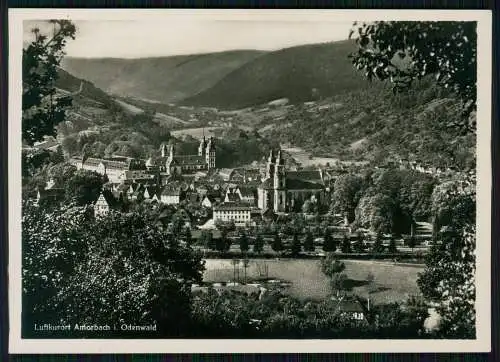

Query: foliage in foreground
[22,202,205,337]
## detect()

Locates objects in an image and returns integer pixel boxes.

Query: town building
[257,150,327,213]
[94,192,111,217]
[213,204,257,227]
[146,136,216,176]
[161,186,183,205]
[70,156,143,184]
[36,187,65,205]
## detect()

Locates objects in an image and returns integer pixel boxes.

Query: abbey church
[257,149,327,213]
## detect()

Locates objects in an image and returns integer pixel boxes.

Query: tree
[22,202,204,337]
[320,254,346,278]
[355,193,396,234]
[349,21,477,131]
[23,20,77,145]
[353,232,366,253]
[341,234,352,253]
[417,175,476,338]
[331,174,365,223]
[290,234,302,257]
[302,199,313,214]
[388,236,398,253]
[322,229,336,252]
[330,273,349,292]
[253,235,264,254]
[406,235,417,252]
[201,231,215,250]
[184,228,192,246]
[47,162,77,186]
[64,169,107,205]
[242,259,250,284]
[271,232,283,253]
[303,231,315,252]
[239,232,249,253]
[372,232,385,253]
[231,259,240,283]
[216,230,230,253]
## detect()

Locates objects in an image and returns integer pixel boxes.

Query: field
[281,145,340,167]
[203,258,424,304]
[171,127,222,140]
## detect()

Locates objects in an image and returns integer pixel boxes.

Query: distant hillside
[56,68,114,107]
[182,40,384,109]
[61,50,266,103]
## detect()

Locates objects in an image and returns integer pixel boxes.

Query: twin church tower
[158,134,216,175]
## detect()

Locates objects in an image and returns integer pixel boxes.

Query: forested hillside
[260,79,475,169]
[182,40,382,109]
[61,50,265,102]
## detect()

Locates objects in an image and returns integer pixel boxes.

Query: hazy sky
[23,19,353,58]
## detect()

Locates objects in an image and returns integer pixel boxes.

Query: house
[94,192,111,217]
[202,195,217,208]
[36,187,65,205]
[124,170,156,184]
[213,203,256,227]
[161,187,183,205]
[185,192,201,205]
[218,168,235,181]
[33,137,60,152]
[224,190,241,203]
[144,186,160,200]
[242,168,262,183]
[236,186,257,205]
[335,299,367,322]
[196,184,210,196]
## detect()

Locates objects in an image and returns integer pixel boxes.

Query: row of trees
[199,228,405,256]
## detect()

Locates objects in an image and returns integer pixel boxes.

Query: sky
[23,18,353,58]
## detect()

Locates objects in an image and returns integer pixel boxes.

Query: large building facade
[258,150,327,213]
[147,136,216,175]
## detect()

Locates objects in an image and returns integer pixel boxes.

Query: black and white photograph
[8,9,492,353]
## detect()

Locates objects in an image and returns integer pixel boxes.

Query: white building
[70,157,133,184]
[161,187,182,205]
[213,204,254,227]
[94,193,110,217]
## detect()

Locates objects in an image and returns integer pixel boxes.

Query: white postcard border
[8,8,492,354]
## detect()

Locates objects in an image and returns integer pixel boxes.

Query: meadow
[171,127,222,140]
[203,258,424,304]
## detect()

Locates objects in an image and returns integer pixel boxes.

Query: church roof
[259,178,273,189]
[238,187,256,198]
[161,187,182,196]
[286,170,323,183]
[170,155,206,166]
[286,178,324,190]
[213,203,254,211]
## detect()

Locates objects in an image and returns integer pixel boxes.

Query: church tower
[273,150,287,212]
[198,130,207,156]
[161,143,168,158]
[266,150,275,179]
[205,137,216,169]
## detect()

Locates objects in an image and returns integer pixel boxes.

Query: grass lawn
[203,258,424,304]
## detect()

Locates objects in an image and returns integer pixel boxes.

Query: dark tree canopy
[23,20,77,145]
[349,21,476,132]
